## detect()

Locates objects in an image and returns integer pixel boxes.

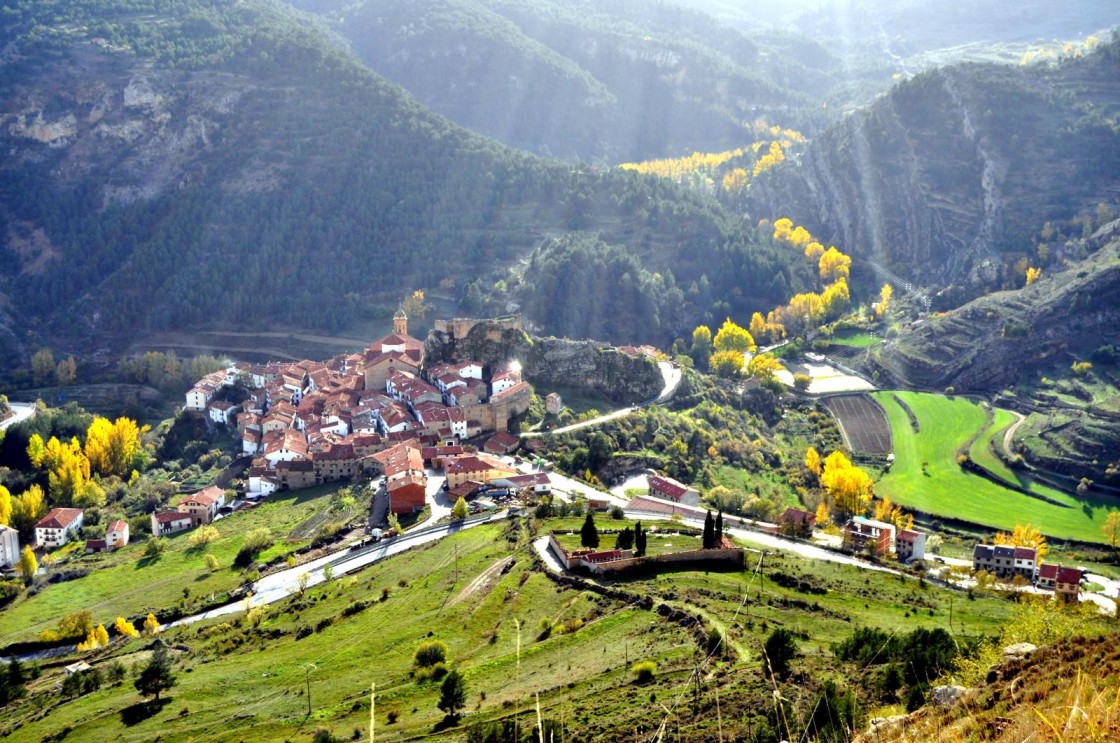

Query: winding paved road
[521,361,681,438]
[168,511,506,629]
[0,402,37,431]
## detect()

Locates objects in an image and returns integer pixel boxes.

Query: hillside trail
[1002,410,1027,457]
[450,556,514,606]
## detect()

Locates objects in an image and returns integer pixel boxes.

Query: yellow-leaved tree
[713,317,756,354]
[1025,266,1042,286]
[749,312,768,346]
[821,279,851,320]
[814,501,831,527]
[819,247,852,283]
[873,496,914,531]
[747,353,785,388]
[85,416,149,478]
[820,451,873,517]
[994,522,1048,561]
[115,616,140,638]
[143,613,161,637]
[876,284,893,318]
[0,484,11,526]
[805,446,822,478]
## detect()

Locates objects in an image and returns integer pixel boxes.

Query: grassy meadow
[1,517,1014,742]
[0,483,354,648]
[872,392,1117,543]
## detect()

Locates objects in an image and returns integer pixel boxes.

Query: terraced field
[872,392,1118,543]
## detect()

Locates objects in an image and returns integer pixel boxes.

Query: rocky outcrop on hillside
[867,236,1120,392]
[424,318,663,404]
[748,42,1120,297]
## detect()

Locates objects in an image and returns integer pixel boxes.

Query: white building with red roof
[647,474,699,506]
[106,519,130,549]
[151,510,193,536]
[35,507,85,548]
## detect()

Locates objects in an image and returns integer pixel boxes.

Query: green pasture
[0,483,353,648]
[872,392,1117,543]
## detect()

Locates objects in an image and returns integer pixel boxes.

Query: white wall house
[35,508,85,548]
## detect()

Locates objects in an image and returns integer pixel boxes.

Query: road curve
[0,402,37,431]
[522,361,681,438]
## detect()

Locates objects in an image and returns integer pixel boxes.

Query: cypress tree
[634,521,647,556]
[703,510,715,549]
[715,511,724,546]
[580,512,600,549]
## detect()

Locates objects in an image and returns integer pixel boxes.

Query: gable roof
[647,474,690,498]
[183,485,225,507]
[107,520,129,534]
[36,507,83,530]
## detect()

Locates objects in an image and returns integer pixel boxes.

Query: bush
[415,662,448,682]
[188,525,219,548]
[295,625,312,640]
[414,640,448,668]
[631,661,656,684]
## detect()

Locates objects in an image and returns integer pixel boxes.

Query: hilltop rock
[425,317,663,404]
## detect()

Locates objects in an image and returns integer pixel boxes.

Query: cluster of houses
[777,508,929,565]
[183,312,533,497]
[0,507,131,570]
[774,508,1086,603]
[973,543,1085,603]
[366,438,553,516]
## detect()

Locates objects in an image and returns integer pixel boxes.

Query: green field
[0,483,354,648]
[827,330,881,348]
[0,520,1013,742]
[873,392,1117,543]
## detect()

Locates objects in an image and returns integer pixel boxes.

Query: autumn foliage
[820,451,874,517]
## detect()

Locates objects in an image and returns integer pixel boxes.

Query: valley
[1,1,1119,741]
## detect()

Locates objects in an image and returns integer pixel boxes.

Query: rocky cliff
[747,40,1120,299]
[424,318,664,404]
[866,230,1120,392]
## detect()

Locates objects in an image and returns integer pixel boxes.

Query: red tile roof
[184,485,224,507]
[648,475,689,498]
[36,507,83,530]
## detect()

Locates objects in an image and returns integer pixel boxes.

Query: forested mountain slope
[287,0,841,161]
[746,35,1120,300]
[0,0,805,367]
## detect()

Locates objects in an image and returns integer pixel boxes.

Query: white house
[106,519,130,549]
[151,511,193,536]
[895,528,927,562]
[35,508,84,548]
[208,399,239,425]
[0,525,20,568]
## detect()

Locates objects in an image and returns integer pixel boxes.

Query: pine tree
[580,513,599,549]
[437,669,466,719]
[135,642,176,700]
[702,511,715,549]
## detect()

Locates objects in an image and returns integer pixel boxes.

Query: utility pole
[301,663,317,718]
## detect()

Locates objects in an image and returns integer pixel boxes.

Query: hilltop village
[183,312,531,512]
